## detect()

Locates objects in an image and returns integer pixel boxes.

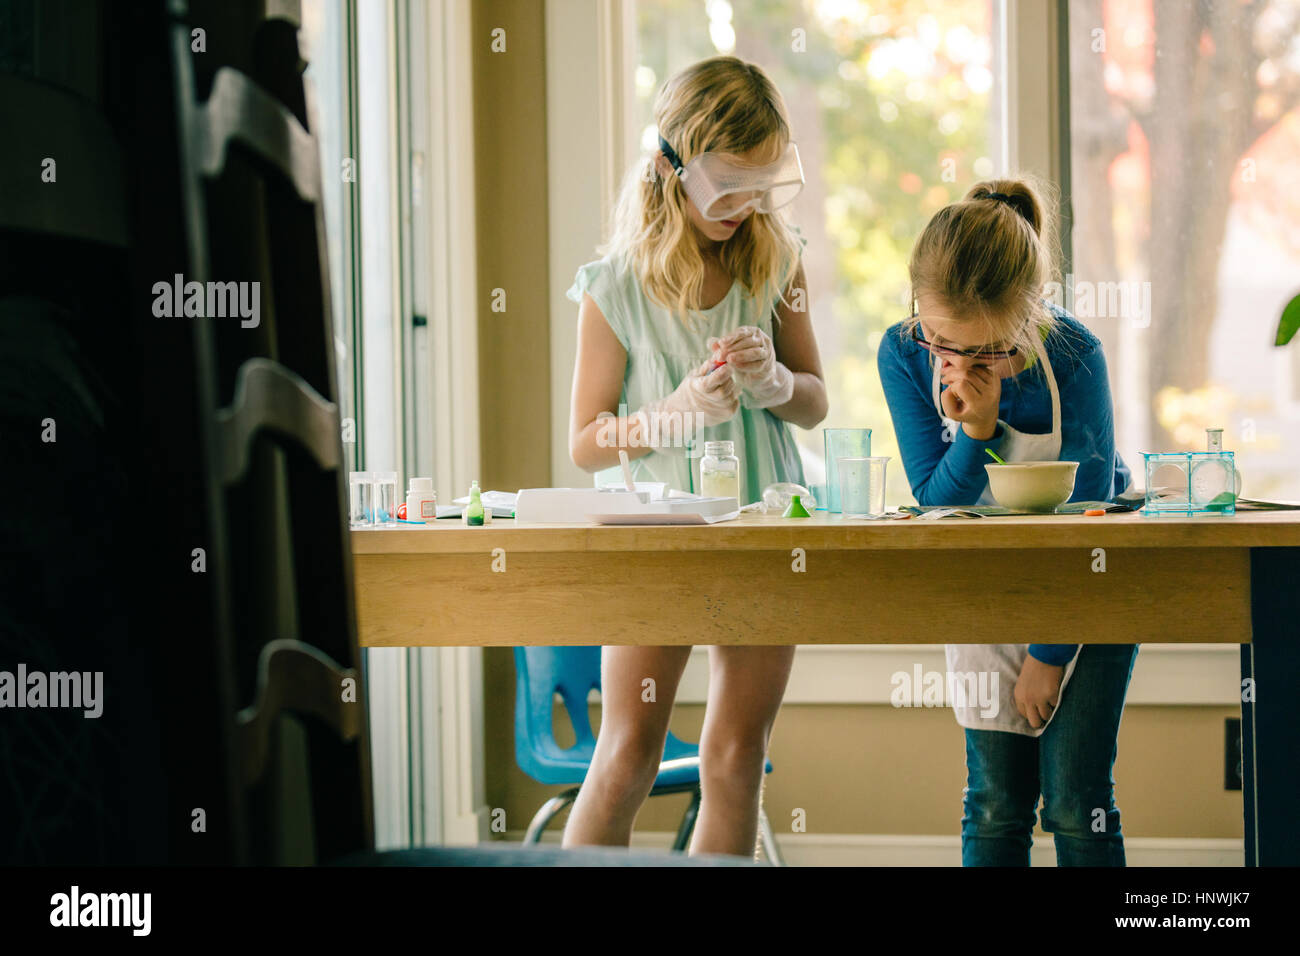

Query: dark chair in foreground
[2,0,757,867]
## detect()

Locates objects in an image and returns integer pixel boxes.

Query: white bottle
[406,477,438,524]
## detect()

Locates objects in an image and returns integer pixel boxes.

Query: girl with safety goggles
[564,55,827,858]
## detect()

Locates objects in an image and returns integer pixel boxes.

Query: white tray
[587,510,740,525]
[587,497,741,525]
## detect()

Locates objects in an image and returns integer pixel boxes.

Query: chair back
[513,647,601,781]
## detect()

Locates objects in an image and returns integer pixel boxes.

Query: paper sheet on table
[901,501,1133,519]
[451,490,517,508]
[1232,497,1300,510]
[440,489,517,519]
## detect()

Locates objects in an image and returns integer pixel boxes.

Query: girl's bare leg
[689,645,796,857]
[562,645,692,847]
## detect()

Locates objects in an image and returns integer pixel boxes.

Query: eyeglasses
[908,302,1022,361]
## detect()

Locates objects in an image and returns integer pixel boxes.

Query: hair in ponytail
[906,174,1061,357]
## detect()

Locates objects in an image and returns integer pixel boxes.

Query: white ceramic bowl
[983,461,1079,512]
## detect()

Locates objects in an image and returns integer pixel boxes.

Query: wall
[472,0,553,491]
[483,646,1243,844]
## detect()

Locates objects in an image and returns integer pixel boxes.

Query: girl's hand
[709,326,794,409]
[635,360,740,445]
[939,362,1000,440]
[1014,655,1065,729]
[676,358,742,425]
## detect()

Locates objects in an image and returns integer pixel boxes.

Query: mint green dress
[567,254,805,504]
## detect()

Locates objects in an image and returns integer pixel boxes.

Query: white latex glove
[709,325,794,409]
[633,360,740,447]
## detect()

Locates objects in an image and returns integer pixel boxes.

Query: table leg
[1242,547,1300,866]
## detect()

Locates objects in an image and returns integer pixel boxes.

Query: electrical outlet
[1225,717,1242,791]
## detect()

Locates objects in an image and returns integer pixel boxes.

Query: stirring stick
[618,450,636,492]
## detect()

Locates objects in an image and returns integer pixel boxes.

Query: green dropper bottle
[466,480,485,526]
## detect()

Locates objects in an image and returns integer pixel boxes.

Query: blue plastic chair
[513,647,783,861]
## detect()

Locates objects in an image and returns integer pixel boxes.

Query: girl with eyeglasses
[877,177,1137,866]
[563,56,827,856]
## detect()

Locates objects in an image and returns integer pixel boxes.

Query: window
[631,0,1006,504]
[302,0,411,851]
[1068,0,1300,498]
[302,0,405,477]
[299,0,482,851]
[301,0,360,470]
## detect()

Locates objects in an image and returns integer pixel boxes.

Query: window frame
[1003,0,1072,270]
[408,0,486,848]
[319,0,485,850]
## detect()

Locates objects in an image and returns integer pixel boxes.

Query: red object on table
[397,503,407,520]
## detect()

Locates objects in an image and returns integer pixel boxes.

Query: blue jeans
[961,643,1139,866]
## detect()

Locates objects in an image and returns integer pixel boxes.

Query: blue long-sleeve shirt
[877,304,1131,665]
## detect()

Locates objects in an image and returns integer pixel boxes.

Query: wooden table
[352,511,1300,865]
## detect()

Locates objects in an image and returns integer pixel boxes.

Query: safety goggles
[659,136,805,221]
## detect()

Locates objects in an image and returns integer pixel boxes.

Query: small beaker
[838,456,890,518]
[373,471,399,527]
[349,471,373,528]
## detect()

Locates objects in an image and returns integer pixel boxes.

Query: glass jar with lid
[700,440,741,505]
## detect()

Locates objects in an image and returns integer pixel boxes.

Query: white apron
[933,334,1080,737]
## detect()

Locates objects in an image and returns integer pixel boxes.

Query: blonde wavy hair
[602,56,802,325]
[906,175,1061,363]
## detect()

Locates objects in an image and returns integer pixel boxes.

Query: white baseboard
[505,830,1245,867]
[660,643,1242,706]
[444,806,492,845]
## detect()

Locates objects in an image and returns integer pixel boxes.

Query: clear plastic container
[349,471,373,528]
[1143,452,1235,515]
[838,456,890,518]
[373,471,399,527]
[762,481,817,515]
[700,440,740,505]
[823,428,871,513]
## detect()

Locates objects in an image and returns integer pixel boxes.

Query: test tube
[373,471,399,527]
[1206,428,1224,453]
[349,471,373,528]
